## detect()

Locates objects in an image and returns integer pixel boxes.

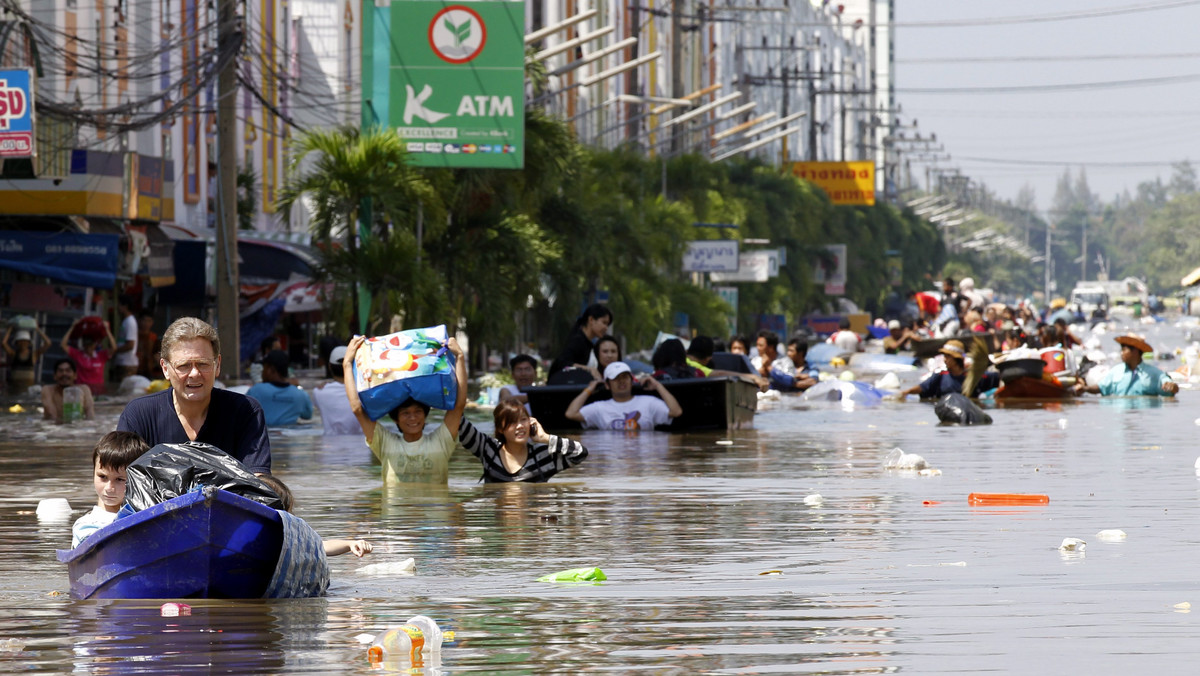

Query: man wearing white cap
[565,362,683,431]
[311,344,360,435]
[882,320,914,354]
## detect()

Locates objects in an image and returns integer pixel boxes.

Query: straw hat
[1049,297,1067,309]
[1114,334,1152,355]
[939,339,966,360]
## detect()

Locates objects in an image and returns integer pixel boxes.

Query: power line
[957,156,1186,168]
[897,72,1200,94]
[898,52,1200,64]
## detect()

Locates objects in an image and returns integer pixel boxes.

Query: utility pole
[670,0,684,153]
[215,0,240,380]
[1081,217,1088,281]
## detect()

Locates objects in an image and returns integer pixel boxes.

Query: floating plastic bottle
[62,386,83,423]
[367,624,425,664]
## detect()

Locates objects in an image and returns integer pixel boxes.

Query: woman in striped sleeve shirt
[458,400,588,482]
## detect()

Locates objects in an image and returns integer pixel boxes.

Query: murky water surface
[2,320,1200,673]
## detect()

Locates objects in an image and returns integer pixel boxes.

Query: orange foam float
[968,492,1049,505]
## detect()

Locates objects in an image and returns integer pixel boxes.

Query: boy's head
[388,398,431,439]
[91,431,150,513]
[258,474,294,512]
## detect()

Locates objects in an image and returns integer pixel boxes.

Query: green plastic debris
[537,567,607,583]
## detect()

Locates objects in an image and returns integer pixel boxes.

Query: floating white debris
[918,468,942,477]
[938,561,967,567]
[874,372,901,391]
[1175,602,1192,610]
[1057,418,1069,430]
[715,440,734,446]
[803,494,825,507]
[35,498,72,521]
[1097,529,1127,541]
[884,448,928,471]
[356,558,416,576]
[1059,538,1086,552]
[355,633,377,644]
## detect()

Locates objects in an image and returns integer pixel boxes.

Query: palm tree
[278,125,442,332]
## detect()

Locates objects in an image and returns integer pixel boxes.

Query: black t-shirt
[117,388,272,474]
[549,329,594,375]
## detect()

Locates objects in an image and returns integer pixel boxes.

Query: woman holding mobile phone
[457,400,589,482]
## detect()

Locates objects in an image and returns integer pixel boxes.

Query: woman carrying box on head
[342,334,468,485]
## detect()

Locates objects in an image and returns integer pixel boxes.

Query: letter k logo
[403,84,449,124]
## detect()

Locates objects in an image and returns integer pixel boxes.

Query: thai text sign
[0,69,34,158]
[710,251,778,283]
[790,161,875,206]
[0,232,119,288]
[382,1,525,168]
[683,240,739,272]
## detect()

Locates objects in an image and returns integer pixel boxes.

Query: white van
[1070,285,1109,317]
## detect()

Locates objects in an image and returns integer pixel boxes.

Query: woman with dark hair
[651,338,704,381]
[593,335,622,377]
[457,400,588,482]
[728,335,751,356]
[549,304,613,376]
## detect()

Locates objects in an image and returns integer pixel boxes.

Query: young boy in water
[72,431,150,548]
[258,474,373,557]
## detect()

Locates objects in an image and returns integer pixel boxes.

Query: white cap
[887,320,901,330]
[603,361,633,380]
[329,345,348,362]
[13,330,30,342]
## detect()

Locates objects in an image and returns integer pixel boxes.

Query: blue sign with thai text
[0,232,120,287]
[0,69,34,158]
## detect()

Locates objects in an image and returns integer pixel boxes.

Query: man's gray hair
[160,317,220,362]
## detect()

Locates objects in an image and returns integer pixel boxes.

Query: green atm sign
[365,0,525,169]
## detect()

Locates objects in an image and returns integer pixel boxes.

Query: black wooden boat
[524,376,758,432]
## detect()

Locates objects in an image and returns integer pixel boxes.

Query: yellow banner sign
[790,161,876,206]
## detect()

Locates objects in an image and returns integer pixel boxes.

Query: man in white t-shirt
[113,298,140,379]
[565,361,682,431]
[312,345,360,435]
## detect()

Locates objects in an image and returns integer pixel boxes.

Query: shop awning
[0,230,120,287]
[1183,266,1200,288]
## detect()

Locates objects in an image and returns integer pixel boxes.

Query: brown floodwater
[2,318,1199,673]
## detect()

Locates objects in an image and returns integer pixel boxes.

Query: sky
[892,0,1200,212]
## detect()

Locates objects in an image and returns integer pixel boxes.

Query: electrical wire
[897,72,1200,95]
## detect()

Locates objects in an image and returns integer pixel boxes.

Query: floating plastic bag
[884,448,928,470]
[353,325,458,421]
[123,442,285,512]
[537,567,607,583]
[934,393,992,425]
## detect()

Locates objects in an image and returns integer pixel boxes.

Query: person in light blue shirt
[1076,335,1179,397]
[247,350,314,426]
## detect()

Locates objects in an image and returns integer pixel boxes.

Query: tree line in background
[279,110,948,357]
[932,162,1200,303]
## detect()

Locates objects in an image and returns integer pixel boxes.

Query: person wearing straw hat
[1075,334,1178,396]
[900,339,1000,400]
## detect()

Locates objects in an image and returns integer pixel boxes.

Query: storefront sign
[0,232,120,288]
[0,69,34,158]
[790,161,875,206]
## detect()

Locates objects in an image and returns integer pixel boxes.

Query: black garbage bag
[934,392,993,425]
[124,442,285,512]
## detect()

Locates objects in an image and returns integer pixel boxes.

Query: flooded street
[2,322,1200,673]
